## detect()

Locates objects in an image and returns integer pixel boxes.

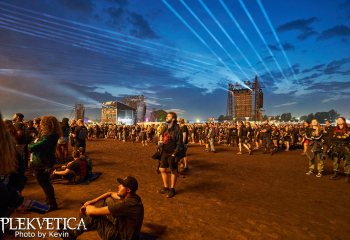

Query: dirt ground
[9,139,350,240]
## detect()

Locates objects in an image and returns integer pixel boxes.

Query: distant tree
[300,115,308,122]
[150,110,167,122]
[218,115,225,122]
[262,115,268,121]
[314,112,329,123]
[307,113,315,122]
[327,109,340,122]
[281,113,292,122]
[157,110,167,122]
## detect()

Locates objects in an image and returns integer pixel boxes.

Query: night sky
[0,0,349,121]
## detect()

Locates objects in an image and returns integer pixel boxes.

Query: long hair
[334,117,348,133]
[311,119,321,136]
[0,113,17,175]
[61,117,69,129]
[40,116,62,137]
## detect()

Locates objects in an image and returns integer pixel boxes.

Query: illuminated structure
[122,95,146,123]
[101,101,136,125]
[74,104,85,120]
[226,76,263,121]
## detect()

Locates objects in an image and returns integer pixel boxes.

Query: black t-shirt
[261,124,271,138]
[67,160,81,175]
[161,124,183,153]
[108,195,144,240]
[181,125,189,144]
[14,122,26,144]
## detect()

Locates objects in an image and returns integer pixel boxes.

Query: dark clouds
[318,25,350,40]
[58,0,94,13]
[306,81,350,91]
[339,0,350,8]
[277,17,318,40]
[105,0,128,7]
[268,43,295,51]
[323,57,350,75]
[128,12,158,39]
[61,82,119,103]
[301,64,325,74]
[104,1,158,39]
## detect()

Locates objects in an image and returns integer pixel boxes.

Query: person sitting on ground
[59,176,144,240]
[77,147,93,180]
[51,151,87,183]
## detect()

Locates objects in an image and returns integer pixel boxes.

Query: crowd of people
[1,110,349,239]
[0,112,144,240]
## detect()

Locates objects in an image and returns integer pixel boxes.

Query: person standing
[56,118,70,163]
[178,118,189,172]
[158,112,183,198]
[329,117,350,182]
[305,119,324,178]
[206,124,216,153]
[0,113,25,238]
[28,116,61,210]
[260,120,272,154]
[72,119,88,151]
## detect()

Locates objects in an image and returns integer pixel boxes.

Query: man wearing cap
[59,176,144,240]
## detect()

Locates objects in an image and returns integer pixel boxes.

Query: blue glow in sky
[0,0,349,120]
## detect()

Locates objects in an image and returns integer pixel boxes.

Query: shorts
[160,152,178,171]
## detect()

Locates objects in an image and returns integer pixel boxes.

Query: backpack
[78,127,88,141]
[79,159,88,180]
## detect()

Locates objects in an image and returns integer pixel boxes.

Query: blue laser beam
[0,85,72,109]
[239,0,289,85]
[219,0,274,85]
[180,0,255,79]
[0,7,219,76]
[256,0,300,85]
[0,16,205,76]
[0,1,217,67]
[198,0,258,76]
[162,0,250,89]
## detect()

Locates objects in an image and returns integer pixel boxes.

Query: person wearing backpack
[72,119,88,151]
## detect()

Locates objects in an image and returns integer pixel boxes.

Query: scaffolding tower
[226,76,264,121]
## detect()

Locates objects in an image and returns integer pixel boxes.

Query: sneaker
[158,187,169,194]
[166,188,176,198]
[316,173,322,178]
[330,172,340,180]
[306,171,314,176]
[237,151,242,155]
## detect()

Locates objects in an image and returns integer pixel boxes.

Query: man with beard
[158,112,183,198]
[59,176,144,240]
